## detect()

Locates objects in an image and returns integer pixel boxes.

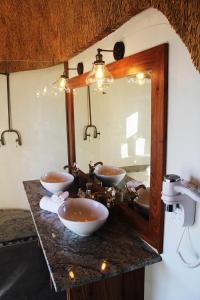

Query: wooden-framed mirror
[66,43,168,252]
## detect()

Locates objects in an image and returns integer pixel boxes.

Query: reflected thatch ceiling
[0,0,199,73]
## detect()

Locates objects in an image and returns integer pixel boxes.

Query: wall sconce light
[86,41,125,92]
[128,72,151,85]
[53,62,84,92]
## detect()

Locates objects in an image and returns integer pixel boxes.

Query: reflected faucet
[0,73,22,146]
[89,161,103,177]
[83,124,100,140]
[83,86,100,141]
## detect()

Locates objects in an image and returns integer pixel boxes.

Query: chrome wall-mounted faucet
[83,86,100,141]
[0,73,22,146]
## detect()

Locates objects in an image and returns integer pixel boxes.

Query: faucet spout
[0,129,22,146]
[89,161,103,177]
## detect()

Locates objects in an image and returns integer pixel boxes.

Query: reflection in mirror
[67,44,168,251]
[74,74,151,219]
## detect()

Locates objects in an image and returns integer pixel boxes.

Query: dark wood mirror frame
[65,43,168,253]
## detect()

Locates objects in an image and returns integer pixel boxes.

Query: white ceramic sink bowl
[58,198,109,236]
[40,171,74,193]
[94,165,126,186]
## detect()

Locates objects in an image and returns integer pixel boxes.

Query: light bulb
[136,72,145,80]
[86,63,113,92]
[95,65,104,79]
[53,74,70,93]
[58,77,66,89]
[128,72,147,85]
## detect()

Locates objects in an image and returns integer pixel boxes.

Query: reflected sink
[58,198,109,236]
[94,165,126,186]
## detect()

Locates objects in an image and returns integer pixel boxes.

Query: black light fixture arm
[63,62,84,76]
[97,49,113,53]
[95,41,125,63]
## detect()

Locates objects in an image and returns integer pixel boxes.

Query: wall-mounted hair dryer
[161,174,200,227]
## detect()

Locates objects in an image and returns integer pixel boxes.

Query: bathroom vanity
[23,43,168,300]
[24,177,161,300]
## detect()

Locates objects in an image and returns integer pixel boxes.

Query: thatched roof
[0,0,199,73]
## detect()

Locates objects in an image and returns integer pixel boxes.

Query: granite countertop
[23,180,161,292]
[0,209,37,247]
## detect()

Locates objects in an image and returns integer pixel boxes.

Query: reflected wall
[74,76,151,186]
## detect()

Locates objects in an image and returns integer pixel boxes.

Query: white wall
[0,64,67,209]
[69,8,200,300]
